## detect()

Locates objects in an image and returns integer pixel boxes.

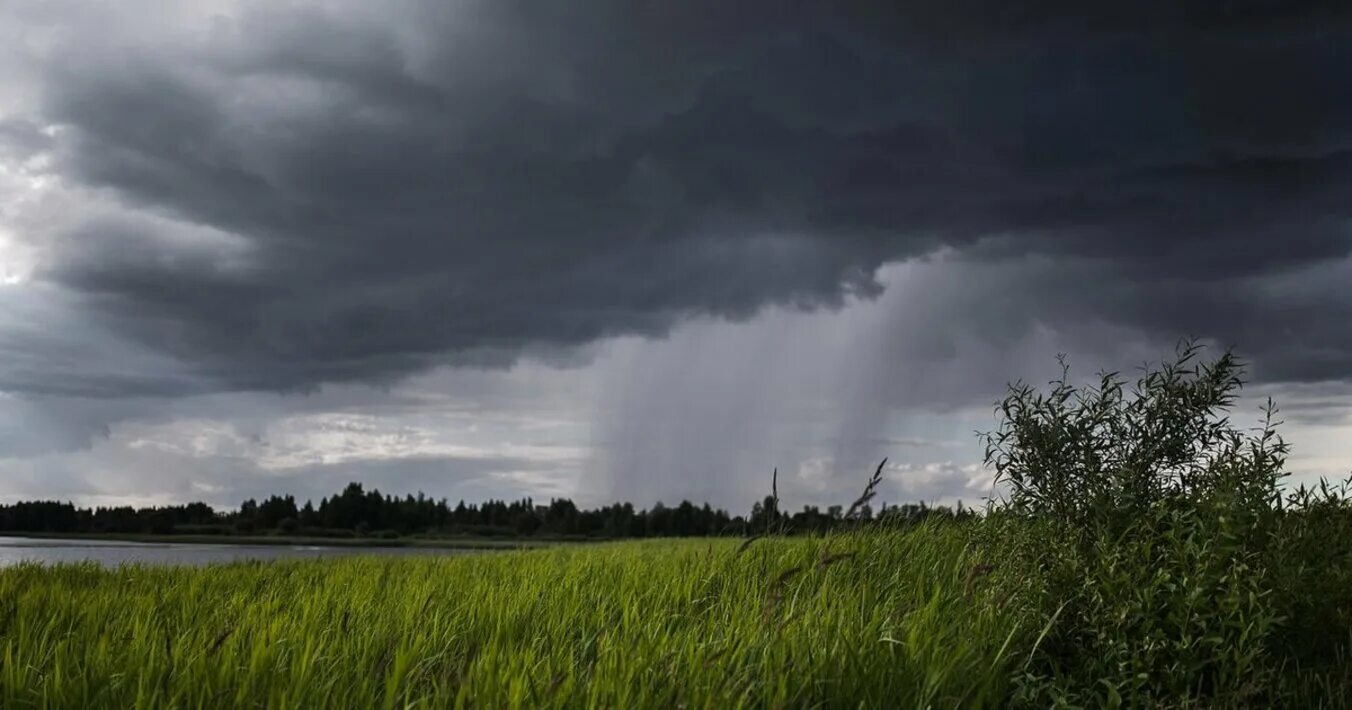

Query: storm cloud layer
[2,0,1350,397]
[1,1,1352,508]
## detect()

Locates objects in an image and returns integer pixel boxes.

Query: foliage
[978,342,1352,706]
[980,341,1287,531]
[1270,478,1352,675]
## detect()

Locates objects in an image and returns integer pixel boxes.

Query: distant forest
[0,482,972,539]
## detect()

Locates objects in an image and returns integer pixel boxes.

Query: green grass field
[0,526,1032,708]
[5,514,1352,708]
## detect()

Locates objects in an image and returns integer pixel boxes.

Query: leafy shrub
[981,341,1287,533]
[1269,478,1352,672]
[977,342,1352,705]
[997,501,1283,706]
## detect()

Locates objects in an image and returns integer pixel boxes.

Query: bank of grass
[0,524,1027,708]
[3,511,1352,707]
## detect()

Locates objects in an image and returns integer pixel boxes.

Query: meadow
[3,344,1352,708]
[0,528,1021,708]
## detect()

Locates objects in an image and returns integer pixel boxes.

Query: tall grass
[0,525,1027,708]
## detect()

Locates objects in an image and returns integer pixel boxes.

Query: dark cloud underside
[5,0,1352,396]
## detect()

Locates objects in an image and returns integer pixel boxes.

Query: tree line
[0,481,971,539]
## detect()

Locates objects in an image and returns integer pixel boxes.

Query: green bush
[993,502,1281,706]
[981,341,1287,532]
[1270,479,1352,673]
[980,342,1352,706]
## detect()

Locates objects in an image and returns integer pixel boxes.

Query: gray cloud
[0,0,1345,399]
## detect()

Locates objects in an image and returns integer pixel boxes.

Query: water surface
[0,535,475,567]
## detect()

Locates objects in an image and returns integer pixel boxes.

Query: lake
[0,536,477,567]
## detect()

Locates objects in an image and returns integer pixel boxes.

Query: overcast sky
[1,1,1350,512]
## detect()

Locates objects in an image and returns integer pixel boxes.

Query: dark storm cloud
[9,0,1352,395]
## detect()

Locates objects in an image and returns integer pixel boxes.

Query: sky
[1,0,1351,512]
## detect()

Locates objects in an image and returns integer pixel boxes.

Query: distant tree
[0,478,968,539]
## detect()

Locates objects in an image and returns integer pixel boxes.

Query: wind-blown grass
[3,509,1351,708]
[0,525,1025,709]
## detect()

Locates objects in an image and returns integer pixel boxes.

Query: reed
[0,524,1021,709]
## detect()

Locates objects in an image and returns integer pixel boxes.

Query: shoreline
[1,531,562,550]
